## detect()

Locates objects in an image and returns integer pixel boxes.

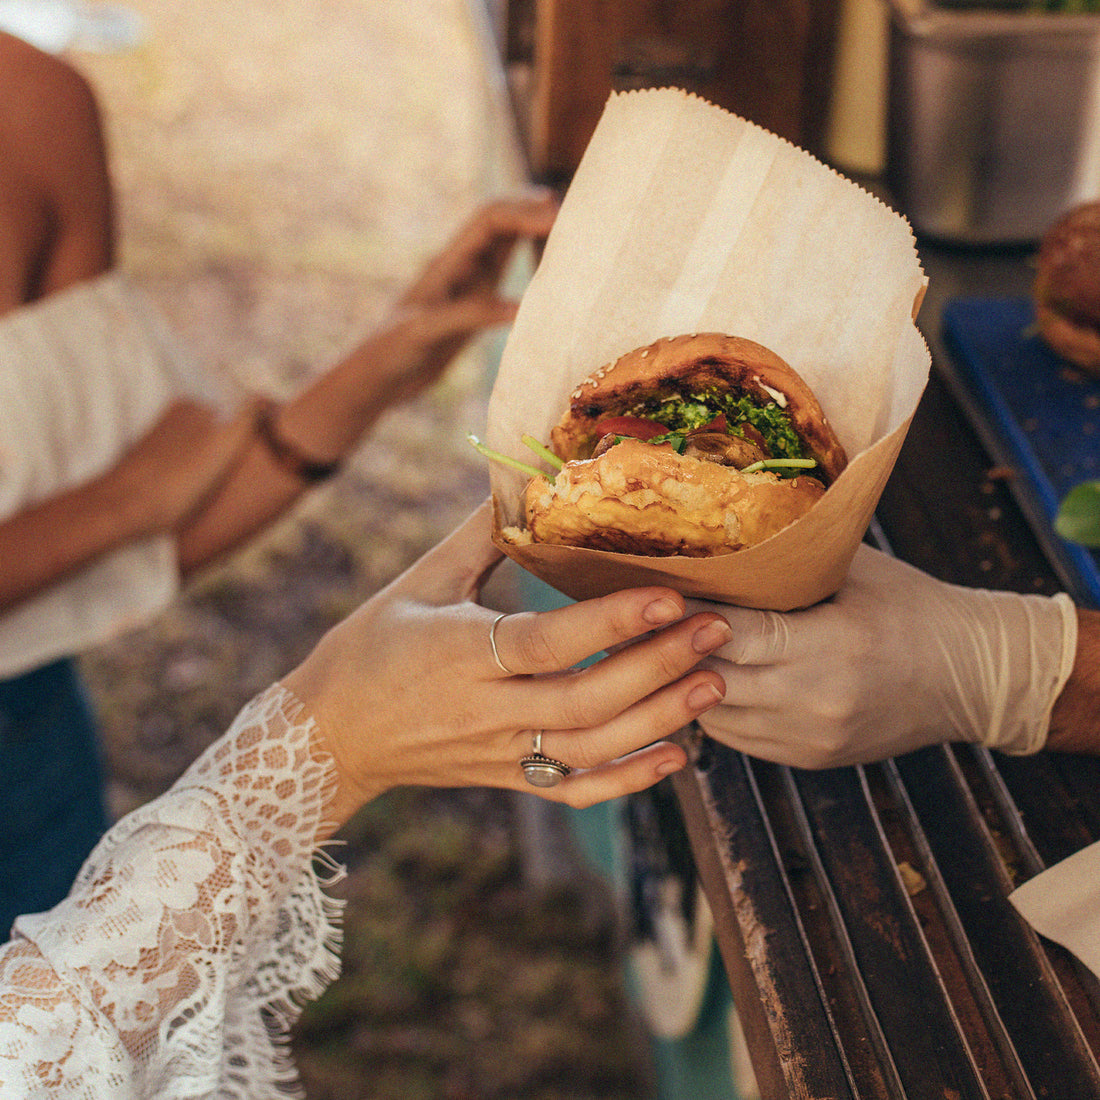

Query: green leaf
[1055,481,1100,547]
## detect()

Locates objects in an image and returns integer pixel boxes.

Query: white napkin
[0,272,224,678]
[1010,841,1100,976]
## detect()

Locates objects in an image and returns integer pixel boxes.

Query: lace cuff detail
[0,684,345,1099]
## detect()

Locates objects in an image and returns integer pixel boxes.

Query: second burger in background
[1033,200,1100,376]
[505,333,847,557]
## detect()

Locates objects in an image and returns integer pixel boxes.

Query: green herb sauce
[636,390,808,462]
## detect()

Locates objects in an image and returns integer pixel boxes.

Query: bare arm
[175,192,558,574]
[0,60,553,603]
[1047,606,1100,753]
[0,31,114,312]
[0,400,258,613]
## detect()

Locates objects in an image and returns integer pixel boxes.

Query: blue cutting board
[941,296,1100,607]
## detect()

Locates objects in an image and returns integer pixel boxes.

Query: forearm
[175,330,402,574]
[2,193,549,589]
[176,192,554,574]
[1047,606,1100,753]
[0,468,152,613]
[276,326,407,459]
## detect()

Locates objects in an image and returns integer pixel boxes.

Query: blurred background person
[0,26,556,936]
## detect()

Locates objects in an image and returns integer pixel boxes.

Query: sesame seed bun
[550,333,847,481]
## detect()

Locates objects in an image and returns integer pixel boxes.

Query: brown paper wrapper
[487,89,929,610]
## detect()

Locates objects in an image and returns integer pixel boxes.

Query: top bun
[550,333,847,481]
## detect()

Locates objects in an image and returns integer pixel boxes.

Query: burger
[497,333,847,557]
[1033,200,1100,376]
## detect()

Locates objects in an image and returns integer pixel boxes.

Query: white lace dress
[0,685,345,1099]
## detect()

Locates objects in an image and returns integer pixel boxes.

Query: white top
[0,273,224,678]
[0,685,344,1099]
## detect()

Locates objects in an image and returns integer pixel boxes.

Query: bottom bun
[520,437,824,557]
[1035,304,1100,376]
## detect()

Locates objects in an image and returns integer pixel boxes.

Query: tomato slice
[593,415,669,440]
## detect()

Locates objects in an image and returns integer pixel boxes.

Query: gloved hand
[691,544,1078,768]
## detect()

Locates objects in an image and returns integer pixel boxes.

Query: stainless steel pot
[886,0,1100,244]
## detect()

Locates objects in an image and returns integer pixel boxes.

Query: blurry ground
[63,1,657,1096]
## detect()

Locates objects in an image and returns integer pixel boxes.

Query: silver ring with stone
[520,730,571,787]
[489,612,514,675]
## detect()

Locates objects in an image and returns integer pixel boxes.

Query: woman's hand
[690,544,1076,768]
[352,190,559,403]
[174,192,559,573]
[282,500,730,825]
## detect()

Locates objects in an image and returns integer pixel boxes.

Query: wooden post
[527,0,842,182]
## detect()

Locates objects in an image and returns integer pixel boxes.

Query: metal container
[886,0,1100,244]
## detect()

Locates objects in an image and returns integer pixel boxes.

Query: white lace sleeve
[0,684,345,1100]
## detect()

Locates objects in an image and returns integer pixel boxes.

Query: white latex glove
[692,544,1078,768]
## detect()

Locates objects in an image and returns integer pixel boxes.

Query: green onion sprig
[741,457,818,474]
[520,434,564,471]
[467,434,566,481]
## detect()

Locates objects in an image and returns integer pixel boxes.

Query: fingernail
[656,759,685,777]
[643,596,682,625]
[687,682,723,710]
[692,619,732,654]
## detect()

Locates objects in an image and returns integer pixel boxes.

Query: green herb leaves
[1056,481,1100,546]
[641,390,808,462]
